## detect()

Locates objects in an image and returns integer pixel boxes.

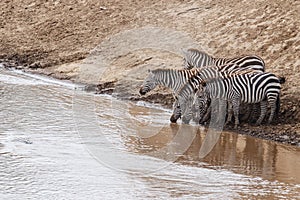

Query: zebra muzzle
[170,114,179,123]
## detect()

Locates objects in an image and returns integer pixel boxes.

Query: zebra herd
[139,49,285,128]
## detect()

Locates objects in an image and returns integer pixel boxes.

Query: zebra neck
[178,84,195,106]
[179,75,201,101]
[156,70,187,92]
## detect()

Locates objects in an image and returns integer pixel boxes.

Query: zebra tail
[278,76,286,84]
[275,76,285,116]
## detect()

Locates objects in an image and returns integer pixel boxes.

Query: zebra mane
[186,48,214,58]
[151,68,190,74]
[151,68,175,73]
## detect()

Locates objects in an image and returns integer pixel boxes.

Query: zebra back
[182,48,265,72]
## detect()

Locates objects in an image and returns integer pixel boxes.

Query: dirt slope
[0,0,299,145]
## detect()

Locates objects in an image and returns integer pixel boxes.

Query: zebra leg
[251,103,260,121]
[209,98,219,125]
[268,97,278,123]
[256,101,267,125]
[182,106,193,124]
[192,103,200,124]
[225,101,233,125]
[213,98,227,126]
[199,105,211,124]
[232,99,240,129]
[240,103,252,122]
[181,96,194,124]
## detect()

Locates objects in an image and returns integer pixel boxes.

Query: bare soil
[1,0,299,145]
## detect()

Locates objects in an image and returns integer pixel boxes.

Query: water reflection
[122,119,300,184]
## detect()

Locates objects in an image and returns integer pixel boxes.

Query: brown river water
[0,66,299,199]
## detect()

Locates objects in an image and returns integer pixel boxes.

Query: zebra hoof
[139,90,146,95]
[268,118,274,124]
[255,120,262,126]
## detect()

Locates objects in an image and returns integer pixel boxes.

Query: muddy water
[0,67,299,199]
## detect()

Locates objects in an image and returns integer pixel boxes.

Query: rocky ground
[1,0,299,145]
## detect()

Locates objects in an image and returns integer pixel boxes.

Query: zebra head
[139,70,158,95]
[177,95,195,124]
[170,99,181,123]
[193,90,210,124]
[182,96,196,124]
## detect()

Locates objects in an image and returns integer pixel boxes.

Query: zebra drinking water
[177,67,283,128]
[139,68,201,122]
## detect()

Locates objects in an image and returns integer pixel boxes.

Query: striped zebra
[177,67,283,128]
[183,48,265,71]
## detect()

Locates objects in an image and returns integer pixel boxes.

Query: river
[0,66,299,199]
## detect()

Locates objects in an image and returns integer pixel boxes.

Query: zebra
[182,48,265,71]
[177,67,283,128]
[139,68,202,122]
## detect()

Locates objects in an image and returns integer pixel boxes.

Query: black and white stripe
[177,67,282,127]
[139,69,199,96]
[139,68,201,123]
[183,48,265,72]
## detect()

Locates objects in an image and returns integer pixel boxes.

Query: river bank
[1,59,300,146]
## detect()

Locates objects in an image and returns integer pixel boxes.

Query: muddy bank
[1,0,299,145]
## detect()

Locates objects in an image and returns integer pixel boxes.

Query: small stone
[281,135,289,140]
[28,62,41,69]
[16,65,24,69]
